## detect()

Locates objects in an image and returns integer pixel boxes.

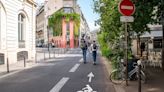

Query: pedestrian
[91,40,98,65]
[80,38,88,64]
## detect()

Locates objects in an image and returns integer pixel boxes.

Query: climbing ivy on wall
[48,11,80,37]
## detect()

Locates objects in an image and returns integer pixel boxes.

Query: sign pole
[119,0,135,86]
[125,22,128,86]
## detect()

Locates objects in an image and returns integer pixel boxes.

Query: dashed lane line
[69,64,80,72]
[49,77,69,92]
[79,58,83,62]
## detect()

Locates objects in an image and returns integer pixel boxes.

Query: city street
[0,49,115,92]
[1,0,164,92]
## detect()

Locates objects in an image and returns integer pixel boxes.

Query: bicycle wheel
[110,69,124,85]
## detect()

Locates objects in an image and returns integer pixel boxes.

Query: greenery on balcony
[48,11,80,37]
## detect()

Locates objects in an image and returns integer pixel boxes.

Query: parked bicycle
[110,59,146,85]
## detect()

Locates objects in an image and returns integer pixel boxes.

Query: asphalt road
[0,48,115,92]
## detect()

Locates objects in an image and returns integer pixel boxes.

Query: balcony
[19,40,25,48]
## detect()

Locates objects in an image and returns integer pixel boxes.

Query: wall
[0,0,36,64]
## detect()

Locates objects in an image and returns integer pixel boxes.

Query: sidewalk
[0,60,36,79]
[0,48,70,79]
[125,67,164,92]
[101,56,164,92]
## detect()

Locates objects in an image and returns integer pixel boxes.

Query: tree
[93,0,163,68]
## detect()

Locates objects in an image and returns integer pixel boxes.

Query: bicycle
[110,59,146,85]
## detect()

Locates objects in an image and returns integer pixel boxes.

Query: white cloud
[88,22,100,31]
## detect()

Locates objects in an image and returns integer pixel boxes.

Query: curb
[101,56,125,92]
[0,63,38,79]
[0,51,69,80]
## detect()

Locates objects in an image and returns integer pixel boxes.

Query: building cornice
[26,0,37,7]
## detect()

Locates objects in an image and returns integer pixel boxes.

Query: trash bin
[128,58,139,80]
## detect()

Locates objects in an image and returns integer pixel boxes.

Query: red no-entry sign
[119,0,135,16]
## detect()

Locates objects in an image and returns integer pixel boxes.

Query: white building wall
[0,2,7,51]
[0,0,36,64]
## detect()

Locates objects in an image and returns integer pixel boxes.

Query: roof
[140,25,163,38]
[140,31,162,38]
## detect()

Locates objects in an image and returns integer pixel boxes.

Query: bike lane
[60,54,116,92]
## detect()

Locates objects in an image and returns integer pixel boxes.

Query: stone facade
[0,0,36,64]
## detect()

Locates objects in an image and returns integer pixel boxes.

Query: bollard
[24,56,26,67]
[137,60,142,92]
[65,48,66,53]
[54,50,55,58]
[61,48,62,54]
[49,50,50,59]
[58,48,59,56]
[44,51,45,60]
[7,58,9,73]
[35,52,37,63]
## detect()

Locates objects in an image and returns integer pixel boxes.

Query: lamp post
[47,25,50,58]
[161,0,164,71]
[45,0,50,59]
[162,13,164,71]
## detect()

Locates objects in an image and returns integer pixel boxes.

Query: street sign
[119,0,135,16]
[120,16,134,22]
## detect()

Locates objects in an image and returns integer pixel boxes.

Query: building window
[63,7,73,13]
[18,13,25,48]
[18,14,25,41]
[153,38,162,49]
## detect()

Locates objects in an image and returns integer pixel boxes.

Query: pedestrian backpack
[80,39,86,49]
[93,44,97,50]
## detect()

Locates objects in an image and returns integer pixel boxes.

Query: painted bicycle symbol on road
[77,84,97,92]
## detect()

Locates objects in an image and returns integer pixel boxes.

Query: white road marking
[49,77,69,92]
[121,5,133,10]
[88,72,94,83]
[79,58,83,62]
[77,84,97,92]
[69,64,80,72]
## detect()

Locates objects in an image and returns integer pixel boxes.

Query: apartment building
[36,5,45,47]
[36,0,90,48]
[0,0,36,64]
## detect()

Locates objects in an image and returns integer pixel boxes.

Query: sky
[77,0,100,31]
[36,0,100,31]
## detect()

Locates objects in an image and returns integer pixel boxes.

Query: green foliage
[48,11,63,36]
[93,0,162,69]
[130,0,160,35]
[48,11,80,37]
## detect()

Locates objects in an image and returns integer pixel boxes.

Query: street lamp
[161,12,164,71]
[44,0,50,58]
[161,0,164,71]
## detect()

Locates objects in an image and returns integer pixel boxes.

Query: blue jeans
[82,49,87,62]
[92,51,97,62]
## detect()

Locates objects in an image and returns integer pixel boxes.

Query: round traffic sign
[119,0,135,16]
